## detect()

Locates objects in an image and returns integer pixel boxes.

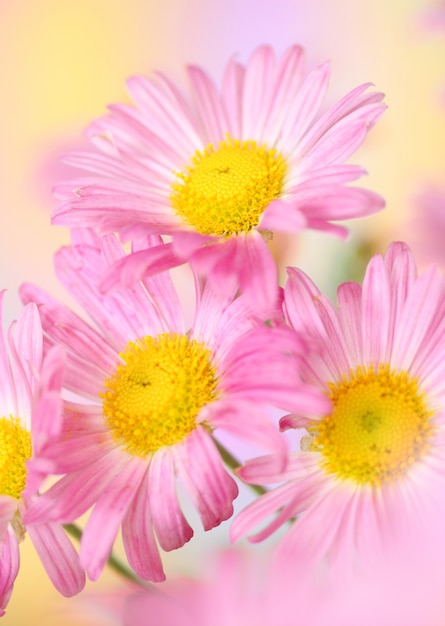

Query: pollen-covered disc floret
[310,365,433,486]
[170,135,287,236]
[0,416,32,499]
[103,333,219,456]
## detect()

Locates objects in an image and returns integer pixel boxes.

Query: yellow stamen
[102,333,218,456]
[309,365,433,486]
[0,417,32,499]
[170,134,287,236]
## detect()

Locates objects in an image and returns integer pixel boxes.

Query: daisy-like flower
[21,233,328,582]
[231,242,445,567]
[53,45,386,315]
[0,293,85,615]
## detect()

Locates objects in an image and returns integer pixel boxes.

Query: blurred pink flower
[0,293,85,615]
[232,242,445,571]
[21,232,327,583]
[121,546,445,626]
[419,1,445,32]
[53,44,385,316]
[406,185,445,269]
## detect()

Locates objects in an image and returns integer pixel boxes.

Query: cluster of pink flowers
[3,44,445,623]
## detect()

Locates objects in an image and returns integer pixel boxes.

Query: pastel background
[0,0,444,623]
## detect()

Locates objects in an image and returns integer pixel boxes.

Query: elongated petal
[174,428,238,531]
[80,457,146,580]
[27,522,85,596]
[148,449,194,551]
[122,469,165,582]
[0,528,19,615]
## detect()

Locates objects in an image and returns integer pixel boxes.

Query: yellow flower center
[102,333,218,457]
[170,135,287,236]
[0,417,32,499]
[310,365,433,486]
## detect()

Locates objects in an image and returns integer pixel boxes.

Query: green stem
[64,523,145,587]
[213,439,268,497]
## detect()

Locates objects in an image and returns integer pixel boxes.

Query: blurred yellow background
[1,0,445,623]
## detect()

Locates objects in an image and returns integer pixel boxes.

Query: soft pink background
[1,0,445,623]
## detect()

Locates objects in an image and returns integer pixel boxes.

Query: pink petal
[262,45,306,145]
[237,231,279,319]
[279,61,331,151]
[100,242,186,293]
[230,480,304,542]
[122,469,165,582]
[258,198,307,232]
[27,522,85,596]
[9,302,42,408]
[208,397,288,464]
[187,65,228,143]
[221,58,244,137]
[24,449,124,525]
[0,498,18,541]
[361,254,391,367]
[173,427,238,531]
[0,293,16,416]
[148,449,194,551]
[242,45,275,141]
[0,527,19,615]
[80,457,146,580]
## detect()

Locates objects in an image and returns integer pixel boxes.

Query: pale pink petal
[0,498,18,540]
[24,449,124,525]
[278,61,331,152]
[262,45,306,145]
[208,398,288,464]
[29,344,65,453]
[336,281,363,369]
[390,266,442,371]
[174,427,238,531]
[10,302,42,405]
[241,45,275,141]
[221,58,244,137]
[122,469,165,582]
[237,231,279,319]
[0,528,19,615]
[258,198,307,232]
[27,522,85,596]
[187,66,228,143]
[230,479,311,543]
[361,254,391,367]
[80,457,146,580]
[100,242,186,294]
[293,102,386,166]
[148,449,194,551]
[0,292,16,416]
[237,452,320,484]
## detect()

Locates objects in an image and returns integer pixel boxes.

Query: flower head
[21,232,327,582]
[53,45,385,316]
[232,242,445,567]
[0,293,85,615]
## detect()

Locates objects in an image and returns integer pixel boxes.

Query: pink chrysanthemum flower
[21,233,328,582]
[53,45,386,315]
[231,242,445,567]
[0,293,85,615]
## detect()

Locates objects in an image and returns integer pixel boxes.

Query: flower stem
[64,523,145,587]
[213,439,268,497]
